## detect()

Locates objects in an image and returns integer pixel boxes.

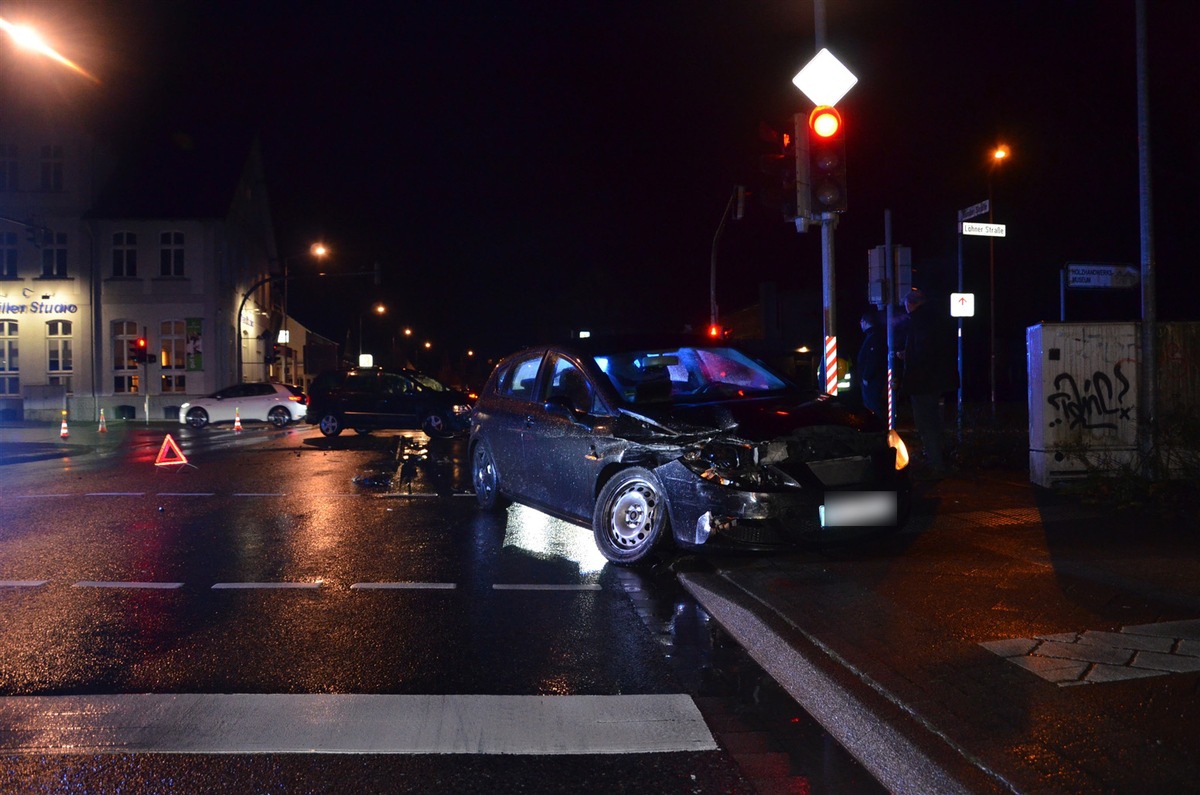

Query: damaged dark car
[469,338,912,565]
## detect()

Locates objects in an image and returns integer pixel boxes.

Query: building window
[47,319,73,394]
[0,320,17,396]
[112,232,137,278]
[1,231,16,279]
[160,319,186,393]
[0,144,16,192]
[160,231,184,277]
[112,319,140,394]
[40,231,68,279]
[40,145,64,192]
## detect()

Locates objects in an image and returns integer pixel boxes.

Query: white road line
[156,492,215,497]
[232,493,287,497]
[73,582,184,590]
[493,584,603,592]
[350,582,458,590]
[0,580,48,587]
[0,693,716,755]
[85,492,145,497]
[211,582,321,590]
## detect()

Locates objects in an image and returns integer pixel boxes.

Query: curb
[679,571,1009,795]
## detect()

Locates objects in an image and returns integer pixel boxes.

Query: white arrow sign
[950,292,975,317]
[962,222,1006,237]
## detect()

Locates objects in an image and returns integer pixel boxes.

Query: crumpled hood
[616,394,881,443]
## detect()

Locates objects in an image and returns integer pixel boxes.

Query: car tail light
[289,394,306,405]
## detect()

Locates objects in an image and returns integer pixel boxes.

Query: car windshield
[408,372,448,391]
[594,346,790,406]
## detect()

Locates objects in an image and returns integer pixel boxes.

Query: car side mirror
[544,395,595,424]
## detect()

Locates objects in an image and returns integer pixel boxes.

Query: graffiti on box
[1046,361,1134,431]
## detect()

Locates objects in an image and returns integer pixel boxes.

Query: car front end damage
[634,424,911,551]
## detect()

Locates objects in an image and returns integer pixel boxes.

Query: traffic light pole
[820,212,838,395]
[142,325,149,424]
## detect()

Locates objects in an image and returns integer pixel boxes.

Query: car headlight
[681,440,792,489]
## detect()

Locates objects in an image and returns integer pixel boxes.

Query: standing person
[856,307,888,417]
[900,288,958,475]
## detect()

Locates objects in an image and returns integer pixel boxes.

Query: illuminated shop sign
[0,301,80,314]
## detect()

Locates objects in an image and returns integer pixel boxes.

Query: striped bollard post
[824,336,838,395]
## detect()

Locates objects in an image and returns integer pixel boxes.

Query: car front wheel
[318,413,343,437]
[593,467,669,565]
[268,406,290,427]
[186,408,209,429]
[472,441,509,510]
[422,413,449,438]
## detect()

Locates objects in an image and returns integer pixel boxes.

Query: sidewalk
[680,430,1200,793]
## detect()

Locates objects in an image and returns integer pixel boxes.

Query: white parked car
[180,382,307,429]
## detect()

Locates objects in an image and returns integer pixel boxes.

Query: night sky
[10,1,1200,392]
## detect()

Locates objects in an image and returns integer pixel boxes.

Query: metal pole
[1135,0,1158,476]
[956,210,964,442]
[710,190,736,328]
[821,212,837,394]
[884,210,895,429]
[987,177,997,420]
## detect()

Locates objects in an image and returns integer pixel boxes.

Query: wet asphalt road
[0,423,881,793]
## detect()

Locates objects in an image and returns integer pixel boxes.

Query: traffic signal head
[808,105,847,213]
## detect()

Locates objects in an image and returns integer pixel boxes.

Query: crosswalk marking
[0,693,717,755]
[73,581,183,590]
[493,584,602,592]
[211,582,322,590]
[350,582,458,590]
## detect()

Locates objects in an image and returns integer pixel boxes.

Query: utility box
[1027,322,1200,487]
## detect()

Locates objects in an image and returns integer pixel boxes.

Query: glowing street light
[0,16,99,82]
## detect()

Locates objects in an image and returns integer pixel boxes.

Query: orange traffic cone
[98,408,107,433]
[60,411,69,439]
[233,408,242,433]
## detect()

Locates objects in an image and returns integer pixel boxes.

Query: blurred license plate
[820,491,897,527]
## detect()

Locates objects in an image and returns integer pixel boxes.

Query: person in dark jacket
[857,307,888,417]
[899,288,959,474]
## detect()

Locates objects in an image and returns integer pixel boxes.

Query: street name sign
[959,200,989,221]
[1066,263,1139,289]
[950,292,975,317]
[962,222,1006,237]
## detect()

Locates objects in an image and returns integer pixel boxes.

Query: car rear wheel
[422,413,450,438]
[593,467,669,565]
[472,442,509,510]
[185,408,209,429]
[318,413,343,437]
[268,406,290,427]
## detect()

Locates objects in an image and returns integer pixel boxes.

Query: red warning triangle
[155,434,189,467]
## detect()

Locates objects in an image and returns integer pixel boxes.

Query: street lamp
[280,242,328,348]
[987,144,1009,417]
[0,16,99,82]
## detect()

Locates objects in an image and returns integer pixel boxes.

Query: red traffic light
[809,106,842,139]
[707,324,721,339]
[135,337,147,349]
